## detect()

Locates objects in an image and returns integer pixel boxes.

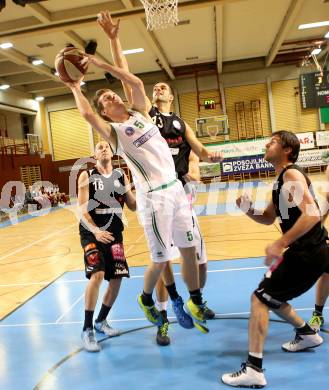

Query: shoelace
[309,315,323,326]
[197,302,207,321]
[159,322,169,336]
[290,333,303,345]
[87,330,97,342]
[230,363,247,378]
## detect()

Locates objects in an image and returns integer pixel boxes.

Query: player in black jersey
[222,131,329,388]
[79,141,136,352]
[308,162,329,330]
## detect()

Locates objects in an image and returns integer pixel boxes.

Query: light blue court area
[1,258,329,390]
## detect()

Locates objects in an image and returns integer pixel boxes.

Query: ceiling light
[311,48,322,55]
[32,59,44,66]
[0,42,13,49]
[0,84,10,90]
[122,48,144,55]
[35,96,44,102]
[29,58,44,66]
[325,31,329,38]
[298,21,329,29]
[80,81,86,86]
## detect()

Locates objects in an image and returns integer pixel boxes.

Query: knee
[158,262,168,272]
[251,292,264,309]
[90,271,104,285]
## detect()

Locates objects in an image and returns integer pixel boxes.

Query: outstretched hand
[80,54,105,69]
[97,10,120,39]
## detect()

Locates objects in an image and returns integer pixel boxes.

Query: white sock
[297,321,306,329]
[249,352,263,359]
[156,301,168,311]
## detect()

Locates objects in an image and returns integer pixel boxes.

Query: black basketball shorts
[80,229,129,281]
[254,242,329,309]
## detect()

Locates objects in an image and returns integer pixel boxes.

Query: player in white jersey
[96,10,220,345]
[63,50,221,332]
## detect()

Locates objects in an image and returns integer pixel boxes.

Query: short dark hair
[153,82,174,96]
[93,89,112,121]
[272,130,300,163]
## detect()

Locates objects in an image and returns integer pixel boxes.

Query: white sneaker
[94,320,120,337]
[81,328,101,352]
[282,332,323,352]
[221,363,267,388]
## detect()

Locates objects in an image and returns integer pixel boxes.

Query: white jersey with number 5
[111,110,176,192]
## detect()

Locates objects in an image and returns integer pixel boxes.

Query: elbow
[130,77,143,88]
[81,110,95,122]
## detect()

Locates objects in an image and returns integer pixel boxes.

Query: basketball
[54,47,87,83]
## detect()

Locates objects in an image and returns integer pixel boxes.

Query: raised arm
[97,10,152,112]
[184,123,223,163]
[86,55,148,114]
[97,10,133,104]
[66,80,116,145]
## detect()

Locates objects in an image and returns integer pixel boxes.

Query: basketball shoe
[81,328,101,352]
[138,294,162,326]
[94,320,120,337]
[172,296,194,329]
[156,310,170,346]
[185,298,209,333]
[308,311,324,331]
[282,331,323,352]
[221,362,267,388]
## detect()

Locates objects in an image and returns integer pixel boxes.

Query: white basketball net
[140,0,178,30]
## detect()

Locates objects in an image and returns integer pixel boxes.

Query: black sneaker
[203,302,215,319]
[156,310,170,346]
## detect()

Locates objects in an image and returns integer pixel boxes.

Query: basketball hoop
[140,0,179,30]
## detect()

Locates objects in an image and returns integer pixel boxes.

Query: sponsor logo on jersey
[133,127,158,148]
[157,251,164,258]
[125,127,135,136]
[173,120,181,130]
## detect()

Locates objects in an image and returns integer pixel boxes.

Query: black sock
[247,354,263,370]
[315,305,324,315]
[166,283,179,301]
[189,289,202,305]
[141,291,154,306]
[83,310,94,331]
[296,322,315,335]
[96,304,111,323]
[160,310,168,323]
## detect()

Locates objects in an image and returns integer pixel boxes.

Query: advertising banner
[296,132,315,150]
[205,138,268,158]
[220,155,274,174]
[297,149,329,167]
[316,131,329,147]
